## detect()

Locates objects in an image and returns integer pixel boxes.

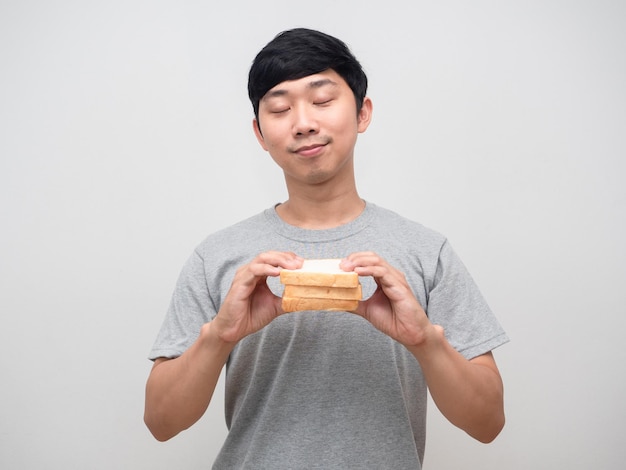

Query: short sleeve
[426,240,509,359]
[148,250,217,360]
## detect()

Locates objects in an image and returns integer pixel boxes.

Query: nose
[292,106,319,136]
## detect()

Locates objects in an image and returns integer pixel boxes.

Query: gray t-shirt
[149,202,509,469]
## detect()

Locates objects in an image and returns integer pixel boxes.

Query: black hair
[248,28,368,121]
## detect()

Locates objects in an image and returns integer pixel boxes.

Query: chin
[304,170,335,185]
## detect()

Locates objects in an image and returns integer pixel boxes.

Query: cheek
[327,116,360,144]
[262,136,282,153]
[259,130,289,161]
[256,130,277,152]
[328,106,360,131]
[259,123,288,148]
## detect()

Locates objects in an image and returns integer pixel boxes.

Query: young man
[145,28,508,469]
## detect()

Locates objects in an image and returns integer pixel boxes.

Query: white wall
[1,1,624,468]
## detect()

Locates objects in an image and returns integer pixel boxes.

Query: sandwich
[280,259,362,312]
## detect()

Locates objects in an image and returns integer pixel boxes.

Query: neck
[276,183,365,229]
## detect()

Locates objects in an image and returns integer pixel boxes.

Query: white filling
[290,258,344,273]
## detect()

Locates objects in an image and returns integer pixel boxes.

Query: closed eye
[314,99,333,107]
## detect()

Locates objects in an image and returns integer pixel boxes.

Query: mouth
[291,140,330,157]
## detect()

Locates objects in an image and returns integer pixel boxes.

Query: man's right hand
[211,251,303,344]
[144,251,302,441]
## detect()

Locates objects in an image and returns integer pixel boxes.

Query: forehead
[261,70,347,100]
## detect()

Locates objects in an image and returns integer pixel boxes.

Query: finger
[341,251,393,274]
[261,250,304,269]
[344,253,414,304]
[341,251,379,268]
[228,253,300,302]
[342,253,399,284]
[248,251,303,278]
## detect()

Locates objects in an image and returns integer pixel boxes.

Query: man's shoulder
[368,203,445,243]
[194,208,274,254]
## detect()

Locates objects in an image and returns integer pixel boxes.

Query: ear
[252,118,268,151]
[357,97,373,134]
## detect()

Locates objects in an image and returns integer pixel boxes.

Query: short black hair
[248,28,368,121]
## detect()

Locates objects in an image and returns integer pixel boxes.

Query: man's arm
[342,252,505,443]
[144,322,234,441]
[144,251,303,441]
[408,333,504,442]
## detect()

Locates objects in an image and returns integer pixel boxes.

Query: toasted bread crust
[281,296,359,313]
[283,284,362,300]
[279,270,359,288]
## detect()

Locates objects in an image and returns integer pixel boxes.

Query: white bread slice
[282,296,359,313]
[283,284,362,300]
[279,258,358,288]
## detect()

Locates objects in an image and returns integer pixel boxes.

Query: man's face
[253,69,372,187]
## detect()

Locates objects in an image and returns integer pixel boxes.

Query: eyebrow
[262,78,338,100]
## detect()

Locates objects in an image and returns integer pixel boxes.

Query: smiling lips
[291,139,331,157]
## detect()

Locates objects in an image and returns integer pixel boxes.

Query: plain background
[1,1,625,468]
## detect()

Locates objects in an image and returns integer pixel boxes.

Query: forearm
[407,325,505,443]
[144,321,234,441]
[144,251,297,441]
